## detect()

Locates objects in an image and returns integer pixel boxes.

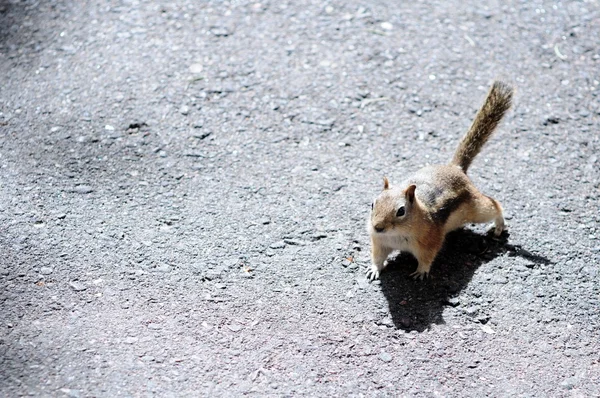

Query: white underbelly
[372,233,414,253]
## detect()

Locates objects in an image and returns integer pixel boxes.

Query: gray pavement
[1,0,599,396]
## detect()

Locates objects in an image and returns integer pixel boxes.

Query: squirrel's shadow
[379,228,550,332]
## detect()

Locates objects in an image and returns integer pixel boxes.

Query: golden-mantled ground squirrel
[367,81,513,280]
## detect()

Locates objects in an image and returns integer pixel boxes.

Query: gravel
[379,352,393,363]
[1,0,599,396]
[39,267,53,275]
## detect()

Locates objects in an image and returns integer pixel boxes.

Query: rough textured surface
[1,0,599,396]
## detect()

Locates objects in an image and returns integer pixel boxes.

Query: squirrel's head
[369,177,417,235]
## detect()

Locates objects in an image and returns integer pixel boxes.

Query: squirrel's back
[451,81,513,172]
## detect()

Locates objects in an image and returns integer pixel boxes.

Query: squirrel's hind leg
[465,194,505,236]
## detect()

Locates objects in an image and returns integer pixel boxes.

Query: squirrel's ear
[405,184,416,203]
[383,177,389,190]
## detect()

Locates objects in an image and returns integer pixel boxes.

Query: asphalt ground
[1,1,599,396]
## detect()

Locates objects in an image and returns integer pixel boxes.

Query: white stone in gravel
[480,324,496,334]
[40,267,53,275]
[380,22,393,30]
[72,185,93,194]
[189,64,203,74]
[155,264,171,273]
[283,238,307,246]
[560,376,577,390]
[379,352,393,362]
[69,281,86,291]
[356,276,369,290]
[270,241,286,249]
[60,389,81,398]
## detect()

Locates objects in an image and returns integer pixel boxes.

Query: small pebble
[270,241,286,249]
[379,352,393,362]
[380,22,393,30]
[311,233,327,240]
[189,64,203,74]
[69,282,86,292]
[72,185,93,194]
[400,317,411,328]
[356,276,369,290]
[463,306,478,316]
[480,324,496,334]
[284,238,306,246]
[155,264,171,273]
[543,116,560,125]
[60,389,81,398]
[578,109,590,117]
[560,376,577,390]
[446,297,460,307]
[210,27,230,37]
[40,267,53,275]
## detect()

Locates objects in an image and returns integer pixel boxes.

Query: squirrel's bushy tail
[451,81,513,172]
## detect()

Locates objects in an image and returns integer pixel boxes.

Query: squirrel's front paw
[409,265,430,281]
[409,270,429,280]
[366,268,380,281]
[366,261,387,281]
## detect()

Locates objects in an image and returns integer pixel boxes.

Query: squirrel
[366,81,514,281]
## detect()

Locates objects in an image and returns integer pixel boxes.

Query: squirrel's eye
[371,202,374,210]
[396,206,405,217]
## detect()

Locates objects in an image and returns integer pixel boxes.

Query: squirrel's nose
[374,225,384,233]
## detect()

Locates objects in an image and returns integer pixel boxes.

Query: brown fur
[451,81,513,172]
[367,81,513,280]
